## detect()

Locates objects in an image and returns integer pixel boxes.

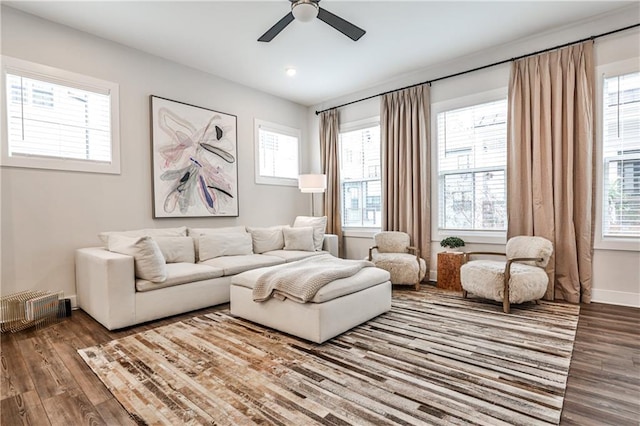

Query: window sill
[594,238,640,252]
[434,230,507,245]
[342,228,380,239]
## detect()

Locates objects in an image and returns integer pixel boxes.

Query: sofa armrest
[323,234,339,257]
[75,247,136,330]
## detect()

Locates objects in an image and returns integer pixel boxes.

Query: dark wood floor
[2,293,639,425]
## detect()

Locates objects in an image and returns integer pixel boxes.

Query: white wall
[0,7,311,302]
[308,6,640,306]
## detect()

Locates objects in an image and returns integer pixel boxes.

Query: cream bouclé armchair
[460,236,554,313]
[368,231,426,290]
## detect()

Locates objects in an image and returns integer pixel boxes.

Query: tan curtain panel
[319,109,343,257]
[380,84,431,274]
[507,41,595,303]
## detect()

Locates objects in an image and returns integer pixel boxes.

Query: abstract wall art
[150,96,238,218]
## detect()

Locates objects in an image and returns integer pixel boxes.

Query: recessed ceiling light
[285,67,297,77]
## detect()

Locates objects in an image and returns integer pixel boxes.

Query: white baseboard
[591,289,640,308]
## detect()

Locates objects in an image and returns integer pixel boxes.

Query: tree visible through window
[437,99,507,232]
[602,71,640,238]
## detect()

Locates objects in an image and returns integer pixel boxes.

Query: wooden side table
[437,252,464,291]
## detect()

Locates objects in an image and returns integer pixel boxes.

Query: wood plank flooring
[2,290,638,425]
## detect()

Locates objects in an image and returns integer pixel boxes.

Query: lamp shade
[298,174,326,193]
[291,1,319,22]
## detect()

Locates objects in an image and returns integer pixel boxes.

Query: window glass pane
[6,73,112,162]
[254,120,300,186]
[602,71,640,237]
[437,99,507,232]
[339,124,381,227]
[258,128,298,179]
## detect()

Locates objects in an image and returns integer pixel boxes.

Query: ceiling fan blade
[317,7,365,41]
[258,12,295,42]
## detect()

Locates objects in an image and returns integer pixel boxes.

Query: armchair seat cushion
[371,253,426,285]
[461,260,548,304]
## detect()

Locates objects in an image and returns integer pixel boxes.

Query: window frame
[595,57,640,252]
[338,116,382,234]
[431,88,508,245]
[253,118,301,187]
[1,56,120,174]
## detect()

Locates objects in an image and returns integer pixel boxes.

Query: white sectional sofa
[76,218,338,330]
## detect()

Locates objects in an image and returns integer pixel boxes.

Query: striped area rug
[78,288,579,425]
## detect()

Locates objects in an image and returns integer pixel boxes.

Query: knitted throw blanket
[252,254,374,303]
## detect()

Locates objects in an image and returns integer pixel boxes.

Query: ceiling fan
[258,0,366,43]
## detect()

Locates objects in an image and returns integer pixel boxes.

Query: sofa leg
[414,282,420,291]
[462,290,468,299]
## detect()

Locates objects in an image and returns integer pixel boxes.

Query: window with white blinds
[339,121,381,227]
[2,56,119,174]
[254,119,300,186]
[437,99,507,232]
[602,71,640,238]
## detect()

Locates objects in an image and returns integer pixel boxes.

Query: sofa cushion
[198,233,253,261]
[247,226,286,254]
[232,263,390,303]
[154,236,195,263]
[293,216,327,251]
[187,226,246,237]
[199,254,284,276]
[107,235,167,282]
[136,263,224,292]
[99,226,187,245]
[262,250,325,263]
[188,226,247,261]
[283,226,315,251]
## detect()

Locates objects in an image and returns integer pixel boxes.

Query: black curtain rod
[315,22,640,115]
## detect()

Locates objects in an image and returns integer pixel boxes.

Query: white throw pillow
[283,226,315,252]
[98,226,187,245]
[153,236,195,263]
[247,226,286,254]
[293,216,327,251]
[107,235,167,282]
[198,232,253,261]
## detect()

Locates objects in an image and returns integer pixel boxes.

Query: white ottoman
[230,264,392,343]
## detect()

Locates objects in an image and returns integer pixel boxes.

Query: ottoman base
[230,280,391,344]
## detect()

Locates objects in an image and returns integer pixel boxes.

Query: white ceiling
[4,1,636,106]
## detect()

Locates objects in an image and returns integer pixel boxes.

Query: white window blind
[2,56,119,174]
[602,71,640,238]
[254,120,299,186]
[339,123,381,227]
[437,99,507,231]
[7,73,112,162]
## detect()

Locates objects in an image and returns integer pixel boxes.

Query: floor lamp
[298,174,326,216]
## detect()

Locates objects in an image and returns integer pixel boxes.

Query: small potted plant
[440,236,465,252]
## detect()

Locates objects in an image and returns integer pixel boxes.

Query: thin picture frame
[150,96,238,218]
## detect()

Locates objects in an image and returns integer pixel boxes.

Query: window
[339,119,381,227]
[602,71,640,238]
[254,119,300,186]
[2,56,120,174]
[436,98,507,233]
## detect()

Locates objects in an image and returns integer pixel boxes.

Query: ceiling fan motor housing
[291,0,319,22]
